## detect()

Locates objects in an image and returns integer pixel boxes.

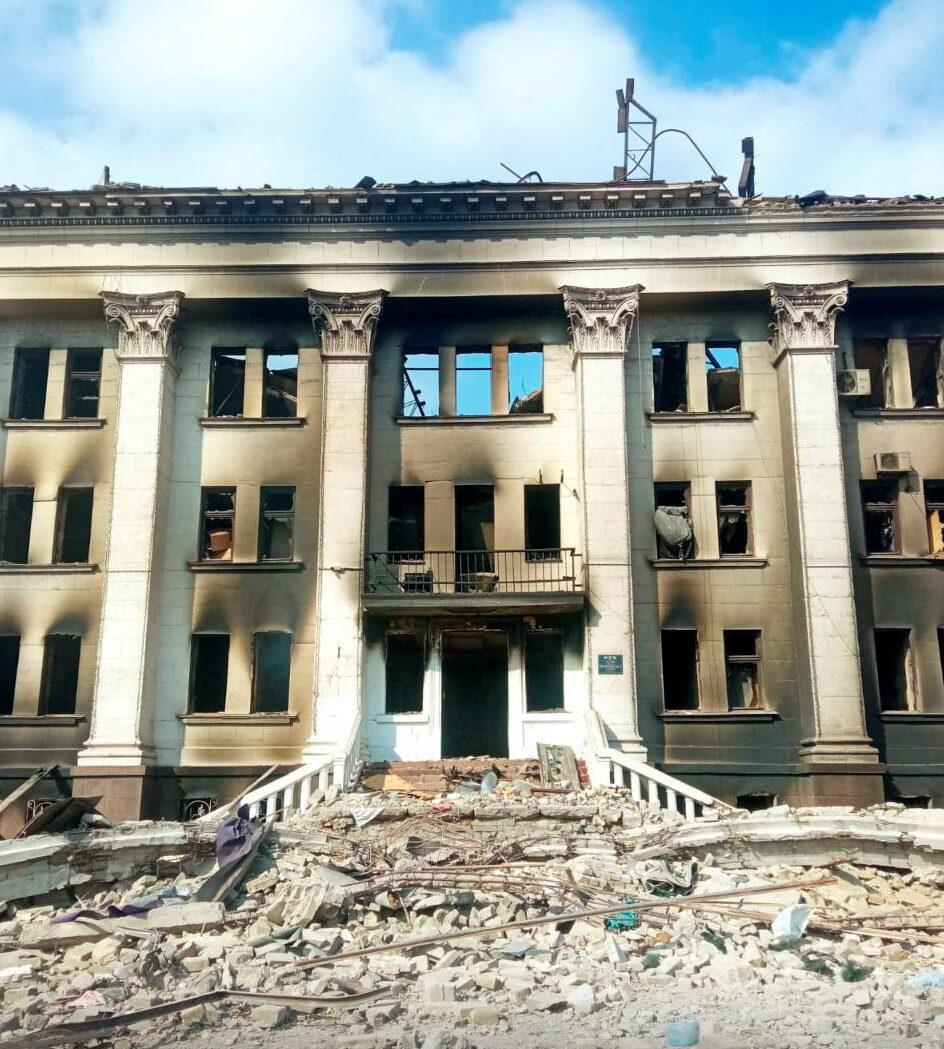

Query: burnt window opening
[200,487,235,562]
[661,630,699,710]
[0,635,20,716]
[251,631,292,713]
[509,347,544,414]
[9,349,49,420]
[189,634,229,713]
[654,482,694,560]
[853,340,888,408]
[455,485,495,588]
[525,630,565,712]
[925,480,944,556]
[54,487,93,564]
[209,348,246,417]
[258,486,294,561]
[524,484,560,562]
[64,349,102,419]
[717,482,752,556]
[456,348,492,416]
[875,628,915,711]
[939,629,944,690]
[388,486,424,560]
[908,339,942,409]
[724,629,762,710]
[861,480,899,554]
[263,350,298,418]
[0,488,34,565]
[706,344,741,412]
[385,632,425,714]
[38,634,80,716]
[402,349,439,418]
[652,344,687,413]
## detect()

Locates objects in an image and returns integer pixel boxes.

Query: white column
[302,290,387,762]
[77,291,183,767]
[768,282,879,774]
[561,285,645,757]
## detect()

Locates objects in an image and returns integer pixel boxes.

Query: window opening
[64,349,102,419]
[189,634,229,713]
[525,630,565,712]
[385,632,425,714]
[200,487,235,561]
[724,629,762,710]
[54,487,93,564]
[388,486,424,559]
[926,480,944,557]
[402,349,439,418]
[39,634,80,715]
[0,488,33,564]
[861,480,899,554]
[661,630,700,710]
[908,339,941,408]
[0,636,20,716]
[654,483,694,560]
[456,348,492,416]
[263,350,298,418]
[875,628,914,711]
[258,486,294,561]
[455,485,495,589]
[737,792,777,812]
[9,349,49,420]
[252,632,292,713]
[209,348,246,417]
[706,344,741,412]
[717,482,751,555]
[509,347,544,414]
[652,344,687,412]
[524,484,560,561]
[853,340,888,408]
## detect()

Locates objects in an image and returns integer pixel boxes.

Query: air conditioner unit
[837,369,872,396]
[874,451,912,475]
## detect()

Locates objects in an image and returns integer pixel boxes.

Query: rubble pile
[3,787,944,1048]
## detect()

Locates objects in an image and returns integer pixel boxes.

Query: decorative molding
[100,290,184,364]
[200,416,306,428]
[1,418,106,430]
[396,413,554,427]
[305,289,387,361]
[647,411,755,423]
[649,557,768,570]
[560,285,643,361]
[0,563,98,574]
[767,280,850,357]
[0,715,86,727]
[179,712,298,725]
[660,710,780,723]
[187,560,305,573]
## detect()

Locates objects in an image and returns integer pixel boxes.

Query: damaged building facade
[0,179,942,821]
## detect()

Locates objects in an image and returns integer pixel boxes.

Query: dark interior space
[455,485,494,586]
[0,635,20,716]
[661,630,699,710]
[54,487,93,564]
[38,634,80,715]
[441,631,508,757]
[189,633,229,713]
[652,343,687,412]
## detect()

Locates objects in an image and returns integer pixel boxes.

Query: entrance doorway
[441,631,508,757]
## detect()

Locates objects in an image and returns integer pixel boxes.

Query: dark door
[441,632,508,757]
[455,484,495,588]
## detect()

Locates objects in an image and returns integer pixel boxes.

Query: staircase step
[359,757,588,793]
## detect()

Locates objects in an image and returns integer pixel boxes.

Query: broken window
[853,340,888,408]
[38,634,80,715]
[209,348,245,417]
[654,483,694,560]
[188,633,229,714]
[925,480,944,556]
[263,350,298,418]
[402,349,439,418]
[258,486,294,561]
[525,629,565,712]
[724,630,762,710]
[456,348,492,416]
[661,630,699,710]
[939,629,944,691]
[861,480,899,554]
[388,486,424,559]
[875,628,914,711]
[908,339,941,408]
[53,487,93,564]
[706,344,741,412]
[0,488,33,564]
[200,487,235,562]
[509,346,544,414]
[251,631,291,713]
[64,349,102,419]
[716,482,752,556]
[9,349,49,420]
[524,484,560,561]
[652,343,687,412]
[455,485,495,588]
[0,635,19,716]
[385,631,425,714]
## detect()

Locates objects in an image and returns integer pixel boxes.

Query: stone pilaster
[768,282,880,799]
[77,292,184,771]
[561,285,645,757]
[303,290,387,762]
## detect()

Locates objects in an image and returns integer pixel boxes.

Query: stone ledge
[396,413,555,427]
[660,710,780,723]
[0,563,99,574]
[649,557,768,569]
[860,555,944,567]
[881,711,944,723]
[187,560,305,573]
[0,715,86,727]
[1,418,106,430]
[200,417,307,428]
[646,411,755,423]
[179,712,298,725]
[854,407,944,419]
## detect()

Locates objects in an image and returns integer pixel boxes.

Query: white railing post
[600,748,725,821]
[299,774,311,813]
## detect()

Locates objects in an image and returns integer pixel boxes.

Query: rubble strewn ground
[5,785,944,1048]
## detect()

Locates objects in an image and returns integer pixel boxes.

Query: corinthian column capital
[560,285,643,361]
[306,289,388,361]
[768,281,850,359]
[100,291,184,364]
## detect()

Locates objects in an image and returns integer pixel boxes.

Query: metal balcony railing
[364,548,583,596]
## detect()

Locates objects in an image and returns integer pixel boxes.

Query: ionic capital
[101,291,184,364]
[768,281,850,358]
[306,289,388,361]
[560,285,643,361]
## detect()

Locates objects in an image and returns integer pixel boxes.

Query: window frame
[705,343,742,413]
[9,348,50,421]
[262,349,299,419]
[508,345,544,415]
[53,486,94,564]
[251,631,292,713]
[188,633,230,714]
[455,347,493,417]
[208,347,246,418]
[716,481,753,557]
[524,628,566,713]
[257,485,295,562]
[402,348,440,418]
[199,486,236,562]
[661,628,700,711]
[651,342,688,413]
[387,485,425,561]
[384,631,426,714]
[0,634,20,716]
[924,479,944,556]
[861,479,900,555]
[524,484,561,562]
[38,633,81,716]
[63,348,103,420]
[723,629,763,710]
[0,487,34,565]
[874,627,915,711]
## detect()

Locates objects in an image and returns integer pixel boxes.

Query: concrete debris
[2,788,944,1047]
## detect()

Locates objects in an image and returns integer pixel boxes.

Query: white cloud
[0,0,942,195]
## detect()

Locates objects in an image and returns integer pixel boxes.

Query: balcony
[363,548,585,614]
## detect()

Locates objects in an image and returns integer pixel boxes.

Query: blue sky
[0,0,940,195]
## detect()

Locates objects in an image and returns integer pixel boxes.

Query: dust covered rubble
[2,789,944,1048]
